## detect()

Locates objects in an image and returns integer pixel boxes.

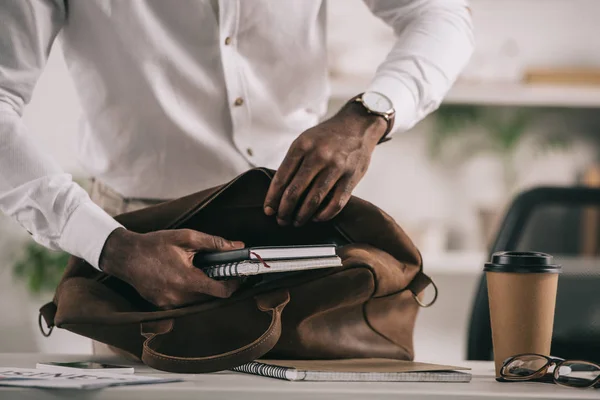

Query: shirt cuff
[367,75,420,135]
[58,201,123,270]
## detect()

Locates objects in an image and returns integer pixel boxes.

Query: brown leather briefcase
[39,168,437,373]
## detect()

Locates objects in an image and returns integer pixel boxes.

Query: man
[0,1,473,309]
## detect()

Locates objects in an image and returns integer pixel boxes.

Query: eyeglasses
[501,354,600,389]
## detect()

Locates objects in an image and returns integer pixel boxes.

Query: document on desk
[0,368,181,390]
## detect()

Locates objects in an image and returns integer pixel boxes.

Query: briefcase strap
[141,290,290,373]
[39,302,57,337]
[407,271,438,308]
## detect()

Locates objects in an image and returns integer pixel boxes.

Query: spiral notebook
[232,359,471,382]
[202,256,342,278]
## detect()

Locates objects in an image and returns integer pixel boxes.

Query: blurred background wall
[2,0,600,363]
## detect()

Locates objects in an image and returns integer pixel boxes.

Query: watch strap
[350,93,395,144]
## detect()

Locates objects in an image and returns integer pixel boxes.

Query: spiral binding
[233,362,291,380]
[203,262,240,278]
[203,251,273,278]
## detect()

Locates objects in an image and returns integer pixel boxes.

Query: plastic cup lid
[484,251,562,273]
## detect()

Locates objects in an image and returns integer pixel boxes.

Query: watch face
[362,91,393,114]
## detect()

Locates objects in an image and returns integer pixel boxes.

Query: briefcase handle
[140,290,290,373]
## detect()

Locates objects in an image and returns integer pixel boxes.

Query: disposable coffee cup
[484,251,561,377]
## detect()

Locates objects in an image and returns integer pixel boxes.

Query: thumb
[173,229,244,251]
[185,268,242,299]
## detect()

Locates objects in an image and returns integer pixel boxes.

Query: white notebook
[202,256,342,278]
[232,359,472,382]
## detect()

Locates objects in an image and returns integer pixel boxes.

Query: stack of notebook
[194,244,342,278]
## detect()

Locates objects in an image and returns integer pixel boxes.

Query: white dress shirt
[0,0,474,270]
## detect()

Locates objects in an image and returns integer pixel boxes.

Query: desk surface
[0,353,598,400]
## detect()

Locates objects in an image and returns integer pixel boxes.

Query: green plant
[428,105,485,160]
[12,241,69,295]
[428,105,571,187]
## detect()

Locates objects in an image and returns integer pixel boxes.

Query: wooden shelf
[446,82,600,108]
[330,76,600,108]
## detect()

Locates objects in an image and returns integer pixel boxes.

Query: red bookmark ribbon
[250,251,272,268]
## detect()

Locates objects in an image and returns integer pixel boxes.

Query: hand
[99,228,245,309]
[263,101,387,226]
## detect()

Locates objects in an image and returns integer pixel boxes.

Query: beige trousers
[89,178,165,218]
[87,179,166,357]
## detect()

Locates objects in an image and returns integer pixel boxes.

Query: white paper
[35,362,135,374]
[0,368,181,390]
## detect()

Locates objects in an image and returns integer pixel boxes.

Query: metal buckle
[38,313,54,337]
[412,279,438,308]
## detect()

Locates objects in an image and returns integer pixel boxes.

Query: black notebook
[194,244,337,267]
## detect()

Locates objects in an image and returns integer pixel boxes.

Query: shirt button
[246,148,254,157]
[234,97,244,106]
[224,37,232,46]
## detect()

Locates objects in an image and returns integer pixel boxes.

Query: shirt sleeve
[0,0,122,269]
[363,0,475,134]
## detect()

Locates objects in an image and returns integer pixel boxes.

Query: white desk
[0,354,598,400]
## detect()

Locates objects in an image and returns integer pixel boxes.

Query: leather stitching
[143,310,281,365]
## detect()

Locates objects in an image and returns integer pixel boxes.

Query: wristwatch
[352,91,395,144]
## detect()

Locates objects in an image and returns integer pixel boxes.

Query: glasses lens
[503,354,549,378]
[555,361,600,388]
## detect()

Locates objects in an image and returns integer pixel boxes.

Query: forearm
[0,106,122,269]
[364,0,475,133]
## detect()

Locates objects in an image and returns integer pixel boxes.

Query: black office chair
[467,186,600,363]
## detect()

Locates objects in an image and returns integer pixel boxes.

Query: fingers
[268,136,350,226]
[177,232,242,298]
[313,175,356,222]
[263,144,304,216]
[184,267,241,299]
[275,157,322,226]
[293,167,344,227]
[155,256,241,309]
[172,229,244,251]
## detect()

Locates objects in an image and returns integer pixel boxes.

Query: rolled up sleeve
[363,0,475,134]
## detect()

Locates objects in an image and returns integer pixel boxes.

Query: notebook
[202,256,342,278]
[194,244,337,267]
[232,359,472,382]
